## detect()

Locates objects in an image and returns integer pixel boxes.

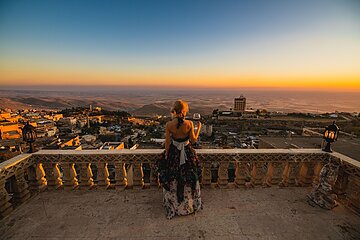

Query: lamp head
[323,121,339,143]
[22,121,37,143]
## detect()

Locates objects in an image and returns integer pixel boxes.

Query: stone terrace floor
[1,188,360,240]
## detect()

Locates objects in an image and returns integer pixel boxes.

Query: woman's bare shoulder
[184,119,193,129]
[166,119,176,128]
[184,119,193,125]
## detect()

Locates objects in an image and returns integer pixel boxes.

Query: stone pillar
[12,169,30,203]
[133,162,144,188]
[97,163,110,189]
[307,162,339,209]
[63,163,79,190]
[115,162,127,188]
[201,161,212,187]
[217,161,229,188]
[80,163,95,189]
[0,179,13,218]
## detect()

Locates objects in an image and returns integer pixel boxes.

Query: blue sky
[0,0,359,89]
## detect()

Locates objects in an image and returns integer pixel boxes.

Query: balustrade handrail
[0,154,32,173]
[0,154,33,181]
[1,149,359,183]
[30,148,327,155]
[1,149,359,182]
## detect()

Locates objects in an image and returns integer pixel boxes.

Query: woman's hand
[196,121,202,130]
[190,120,201,143]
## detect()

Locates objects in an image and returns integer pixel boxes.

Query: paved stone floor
[1,187,360,240]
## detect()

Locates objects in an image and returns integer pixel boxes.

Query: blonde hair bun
[171,99,189,115]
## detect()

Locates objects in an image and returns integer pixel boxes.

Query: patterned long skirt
[163,180,202,219]
[157,143,202,219]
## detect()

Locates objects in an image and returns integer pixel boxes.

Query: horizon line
[1,84,360,93]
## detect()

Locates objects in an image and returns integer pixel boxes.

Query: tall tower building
[234,95,246,112]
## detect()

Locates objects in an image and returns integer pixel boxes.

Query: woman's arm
[165,122,171,156]
[189,121,201,143]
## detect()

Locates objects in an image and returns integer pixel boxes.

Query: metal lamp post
[22,121,37,153]
[322,121,339,153]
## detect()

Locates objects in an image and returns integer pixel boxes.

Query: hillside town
[1,96,359,163]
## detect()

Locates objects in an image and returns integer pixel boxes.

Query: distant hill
[0,94,139,112]
[12,97,73,109]
[0,94,231,116]
[131,103,170,116]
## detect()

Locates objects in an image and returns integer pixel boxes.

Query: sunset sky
[0,0,359,91]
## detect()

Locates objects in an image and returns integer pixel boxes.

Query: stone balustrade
[1,149,359,218]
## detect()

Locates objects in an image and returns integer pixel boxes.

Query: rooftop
[2,188,359,240]
[259,136,360,161]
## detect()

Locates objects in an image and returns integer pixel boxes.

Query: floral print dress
[157,137,202,219]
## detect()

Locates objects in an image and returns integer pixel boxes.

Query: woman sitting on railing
[158,99,202,219]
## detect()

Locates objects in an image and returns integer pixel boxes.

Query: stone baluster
[251,162,267,186]
[201,161,212,187]
[298,162,317,187]
[62,163,79,190]
[126,164,134,188]
[266,162,286,186]
[53,163,63,189]
[43,163,55,189]
[235,162,252,187]
[114,161,127,187]
[286,160,301,186]
[133,161,144,188]
[12,169,30,203]
[35,163,47,191]
[217,161,229,188]
[80,163,95,189]
[43,163,63,190]
[115,161,127,188]
[0,178,13,218]
[97,163,110,189]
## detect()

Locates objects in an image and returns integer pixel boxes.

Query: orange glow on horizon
[1,62,359,91]
[1,72,359,91]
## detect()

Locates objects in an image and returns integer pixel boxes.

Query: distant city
[1,94,359,163]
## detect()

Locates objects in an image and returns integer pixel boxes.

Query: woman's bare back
[166,118,192,139]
